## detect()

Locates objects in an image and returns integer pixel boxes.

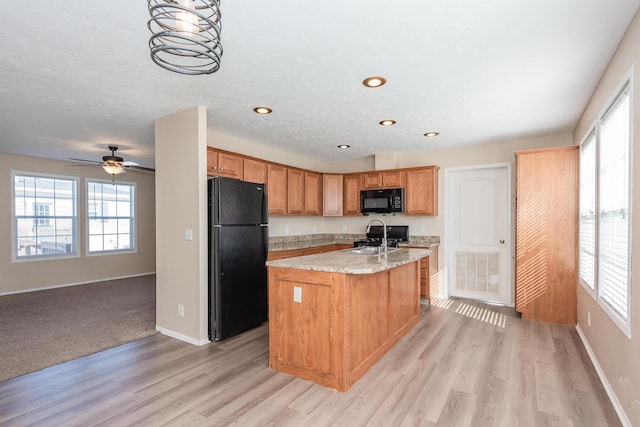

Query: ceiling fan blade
[124,165,155,173]
[69,157,102,165]
[122,161,140,166]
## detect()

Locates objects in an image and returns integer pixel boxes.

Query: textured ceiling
[1,0,639,168]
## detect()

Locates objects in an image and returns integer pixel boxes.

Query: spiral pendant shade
[148,0,223,75]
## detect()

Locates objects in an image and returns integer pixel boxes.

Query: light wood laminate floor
[0,298,620,426]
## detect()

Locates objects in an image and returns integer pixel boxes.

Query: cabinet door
[383,170,405,188]
[323,174,343,216]
[287,168,305,214]
[304,171,323,215]
[267,164,287,215]
[207,147,218,175]
[362,172,383,189]
[405,167,438,215]
[343,173,362,215]
[243,158,268,184]
[217,152,244,179]
[207,148,243,179]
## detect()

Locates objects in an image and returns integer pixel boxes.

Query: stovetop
[353,225,409,248]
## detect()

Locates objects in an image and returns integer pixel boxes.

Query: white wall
[0,153,156,295]
[572,8,640,425]
[155,106,209,345]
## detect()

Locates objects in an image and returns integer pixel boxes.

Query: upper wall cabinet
[362,170,405,189]
[343,173,362,216]
[405,166,439,216]
[207,148,243,180]
[287,168,305,215]
[304,171,323,216]
[243,158,268,184]
[267,164,288,215]
[323,174,343,216]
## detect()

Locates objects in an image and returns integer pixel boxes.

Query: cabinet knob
[220,167,224,171]
[213,166,217,170]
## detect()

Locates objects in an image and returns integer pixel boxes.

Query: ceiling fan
[69,145,155,176]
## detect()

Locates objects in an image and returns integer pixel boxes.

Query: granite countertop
[269,233,439,252]
[266,247,431,274]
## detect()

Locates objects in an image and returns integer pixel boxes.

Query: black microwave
[360,188,405,214]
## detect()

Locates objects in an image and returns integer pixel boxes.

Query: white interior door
[445,164,512,305]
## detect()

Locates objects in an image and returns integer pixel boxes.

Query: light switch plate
[184,229,193,241]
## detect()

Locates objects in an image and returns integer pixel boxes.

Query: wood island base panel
[268,260,421,392]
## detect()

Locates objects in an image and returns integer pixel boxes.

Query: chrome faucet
[366,217,387,252]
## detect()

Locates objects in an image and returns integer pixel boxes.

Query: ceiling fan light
[103,163,124,175]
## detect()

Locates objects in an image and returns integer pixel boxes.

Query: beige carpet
[0,275,156,382]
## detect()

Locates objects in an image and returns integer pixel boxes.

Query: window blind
[579,134,596,290]
[598,84,631,324]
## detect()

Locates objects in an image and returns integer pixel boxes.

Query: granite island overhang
[266,248,431,392]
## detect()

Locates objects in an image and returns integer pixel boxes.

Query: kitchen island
[266,247,431,392]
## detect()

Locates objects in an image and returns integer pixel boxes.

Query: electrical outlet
[312,225,317,233]
[177,304,185,318]
[285,225,290,234]
[184,229,193,241]
[293,287,302,303]
[342,225,347,232]
[587,311,591,327]
[420,225,426,233]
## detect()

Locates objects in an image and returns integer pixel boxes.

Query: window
[87,180,136,254]
[579,131,596,291]
[578,77,632,337]
[598,82,631,335]
[13,173,78,260]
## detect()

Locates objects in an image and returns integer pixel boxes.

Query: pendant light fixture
[147,0,223,75]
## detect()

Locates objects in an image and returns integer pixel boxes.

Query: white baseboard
[575,325,631,427]
[155,326,210,346]
[0,272,157,296]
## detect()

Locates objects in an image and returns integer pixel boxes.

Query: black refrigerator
[208,176,268,341]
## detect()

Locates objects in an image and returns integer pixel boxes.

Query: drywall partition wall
[155,106,209,345]
[573,7,640,426]
[0,152,156,295]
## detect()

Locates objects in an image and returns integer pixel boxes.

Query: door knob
[499,240,505,244]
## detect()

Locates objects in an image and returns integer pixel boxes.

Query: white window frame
[11,171,80,262]
[579,70,633,338]
[86,179,137,256]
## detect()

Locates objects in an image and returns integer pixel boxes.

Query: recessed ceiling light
[362,76,387,88]
[337,145,351,149]
[424,132,440,137]
[253,107,272,114]
[379,120,396,126]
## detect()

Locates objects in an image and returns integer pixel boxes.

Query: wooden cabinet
[362,170,405,189]
[304,171,322,215]
[515,146,578,325]
[405,166,439,215]
[267,164,287,215]
[269,260,420,391]
[322,174,343,216]
[243,158,268,184]
[207,148,243,179]
[287,168,305,214]
[343,173,362,216]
